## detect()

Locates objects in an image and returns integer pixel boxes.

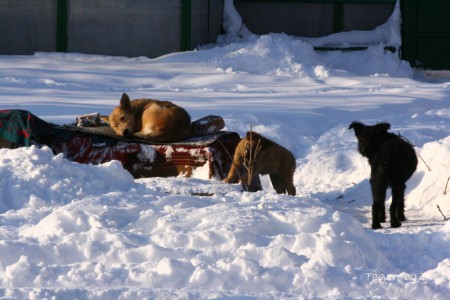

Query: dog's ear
[348,121,365,135]
[376,122,391,132]
[245,131,273,148]
[119,93,131,110]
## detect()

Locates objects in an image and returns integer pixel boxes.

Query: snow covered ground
[1,2,450,299]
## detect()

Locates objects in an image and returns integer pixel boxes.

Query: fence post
[180,0,192,51]
[56,0,68,52]
[332,2,343,33]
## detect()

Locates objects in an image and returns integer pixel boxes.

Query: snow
[1,1,450,299]
[302,0,403,48]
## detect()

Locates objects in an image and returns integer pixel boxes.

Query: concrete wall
[236,2,334,37]
[0,0,394,57]
[191,0,224,48]
[0,0,57,55]
[0,0,223,58]
[67,0,182,58]
[342,3,394,32]
[235,1,394,37]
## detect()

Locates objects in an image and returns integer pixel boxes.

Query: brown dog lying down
[224,131,296,196]
[103,93,192,142]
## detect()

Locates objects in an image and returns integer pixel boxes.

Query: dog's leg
[391,183,406,227]
[270,174,285,194]
[285,182,296,196]
[370,178,388,229]
[245,174,263,192]
[381,201,386,223]
[223,163,239,184]
[282,173,296,196]
[271,173,296,195]
[398,198,406,222]
[397,183,406,221]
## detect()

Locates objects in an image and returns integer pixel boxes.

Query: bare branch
[398,130,431,171]
[437,205,449,221]
[418,153,431,172]
[216,136,246,189]
[243,127,262,185]
[444,176,450,195]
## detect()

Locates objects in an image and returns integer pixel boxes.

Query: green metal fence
[401,0,450,69]
[1,0,222,58]
[234,0,396,37]
[2,0,449,69]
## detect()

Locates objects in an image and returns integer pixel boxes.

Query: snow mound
[1,148,450,299]
[215,34,330,79]
[303,0,402,48]
[408,135,450,218]
[319,44,414,77]
[0,172,398,298]
[295,125,368,196]
[0,146,134,212]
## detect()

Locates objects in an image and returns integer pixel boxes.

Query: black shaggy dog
[349,122,418,229]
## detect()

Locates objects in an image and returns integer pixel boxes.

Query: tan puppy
[224,131,296,195]
[104,93,192,142]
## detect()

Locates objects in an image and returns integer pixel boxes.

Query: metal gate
[401,0,450,70]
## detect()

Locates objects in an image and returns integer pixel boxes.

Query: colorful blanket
[0,109,56,147]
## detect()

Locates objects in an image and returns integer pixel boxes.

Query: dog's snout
[122,128,131,136]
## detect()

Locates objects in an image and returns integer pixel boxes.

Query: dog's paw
[371,223,383,229]
[223,177,237,184]
[390,220,402,228]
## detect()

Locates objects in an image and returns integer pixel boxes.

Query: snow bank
[0,146,134,213]
[219,0,253,44]
[303,0,402,48]
[408,134,450,218]
[319,43,414,77]
[1,138,450,298]
[215,34,330,79]
[215,0,412,79]
[220,0,402,49]
[294,125,368,196]
[203,32,412,79]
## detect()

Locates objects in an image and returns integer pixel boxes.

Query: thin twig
[243,127,262,185]
[397,131,416,147]
[398,130,431,171]
[418,153,432,171]
[437,205,449,221]
[444,176,450,195]
[216,136,245,188]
